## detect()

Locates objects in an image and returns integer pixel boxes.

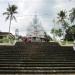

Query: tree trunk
[8,17,12,43]
[9,17,11,33]
[72,34,75,41]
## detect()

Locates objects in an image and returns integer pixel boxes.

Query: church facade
[26,15,51,42]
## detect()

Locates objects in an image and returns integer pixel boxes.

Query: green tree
[58,10,66,22]
[44,32,52,42]
[51,28,63,37]
[57,10,69,40]
[65,25,75,41]
[56,29,63,37]
[3,4,18,33]
[69,8,75,40]
[57,10,68,30]
[69,8,75,24]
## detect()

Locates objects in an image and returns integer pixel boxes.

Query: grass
[58,41,73,46]
[49,40,73,46]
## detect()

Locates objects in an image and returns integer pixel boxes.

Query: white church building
[26,15,51,42]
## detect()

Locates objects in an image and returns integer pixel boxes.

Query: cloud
[0,0,75,36]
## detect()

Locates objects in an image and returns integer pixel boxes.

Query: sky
[0,0,75,36]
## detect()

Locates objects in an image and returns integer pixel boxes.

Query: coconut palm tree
[58,10,66,21]
[57,10,69,39]
[57,10,67,29]
[3,4,18,33]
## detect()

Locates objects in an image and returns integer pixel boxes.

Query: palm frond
[13,11,18,14]
[3,12,9,15]
[13,16,17,22]
[5,16,9,21]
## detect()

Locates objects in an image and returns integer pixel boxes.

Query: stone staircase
[0,42,75,74]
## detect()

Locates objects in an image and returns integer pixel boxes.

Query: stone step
[0,42,74,74]
[0,62,75,67]
[0,69,74,74]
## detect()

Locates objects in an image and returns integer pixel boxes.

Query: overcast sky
[0,0,75,36]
